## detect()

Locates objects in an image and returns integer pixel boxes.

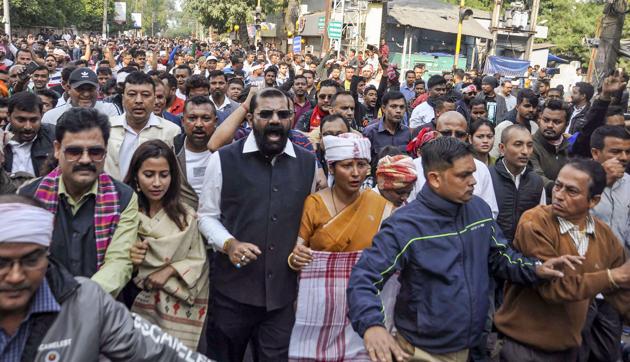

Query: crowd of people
[1,30,630,362]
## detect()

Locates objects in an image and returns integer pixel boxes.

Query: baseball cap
[206,56,218,62]
[69,67,98,88]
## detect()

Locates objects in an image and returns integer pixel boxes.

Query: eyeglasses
[439,130,468,139]
[63,146,106,162]
[0,249,48,277]
[318,94,334,100]
[256,110,294,120]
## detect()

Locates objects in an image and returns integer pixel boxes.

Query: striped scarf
[34,167,121,268]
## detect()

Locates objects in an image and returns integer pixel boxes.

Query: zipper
[455,216,474,345]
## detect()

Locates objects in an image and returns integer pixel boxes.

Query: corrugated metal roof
[388,0,492,39]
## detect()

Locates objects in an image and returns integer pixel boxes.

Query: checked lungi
[288,250,399,362]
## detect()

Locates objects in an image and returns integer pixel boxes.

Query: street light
[454,1,473,69]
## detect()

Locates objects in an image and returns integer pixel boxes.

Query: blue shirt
[400,83,416,102]
[362,118,413,160]
[0,278,61,361]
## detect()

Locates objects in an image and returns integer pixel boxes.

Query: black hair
[96,67,112,76]
[318,78,342,93]
[542,99,569,122]
[208,70,227,82]
[8,92,43,114]
[0,97,8,108]
[61,65,77,83]
[364,85,378,94]
[421,137,474,179]
[228,77,245,87]
[574,82,595,102]
[15,48,31,59]
[590,125,630,150]
[123,140,188,231]
[101,78,117,95]
[469,98,487,108]
[427,75,446,89]
[293,74,307,83]
[123,71,155,92]
[184,95,216,116]
[434,96,456,112]
[264,66,278,76]
[405,70,415,78]
[174,64,192,76]
[469,119,495,137]
[158,72,177,89]
[381,91,406,106]
[56,107,111,144]
[184,74,210,96]
[377,145,403,159]
[35,89,60,108]
[33,65,49,74]
[548,87,564,96]
[414,79,425,86]
[563,159,607,199]
[319,114,350,133]
[517,88,539,107]
[0,194,46,208]
[606,105,624,118]
[302,70,315,77]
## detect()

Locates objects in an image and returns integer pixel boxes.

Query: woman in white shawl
[125,140,209,350]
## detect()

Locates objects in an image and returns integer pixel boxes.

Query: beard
[253,122,290,157]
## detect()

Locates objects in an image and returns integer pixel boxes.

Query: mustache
[264,124,288,135]
[73,164,97,173]
[0,284,30,292]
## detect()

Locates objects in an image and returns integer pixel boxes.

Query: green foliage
[183,0,282,34]
[444,0,492,11]
[9,0,112,30]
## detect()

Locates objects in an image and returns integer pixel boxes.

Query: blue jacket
[347,184,540,354]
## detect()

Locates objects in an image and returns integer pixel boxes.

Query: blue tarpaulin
[484,55,530,77]
[547,53,569,63]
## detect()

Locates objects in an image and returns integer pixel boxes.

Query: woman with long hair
[124,140,209,350]
[469,119,496,165]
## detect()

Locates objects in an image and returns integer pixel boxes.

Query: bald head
[436,111,468,141]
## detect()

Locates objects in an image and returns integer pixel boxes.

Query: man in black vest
[20,108,139,297]
[198,88,316,362]
[490,124,545,242]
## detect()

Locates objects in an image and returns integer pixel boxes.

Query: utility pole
[523,0,540,61]
[3,0,10,38]
[322,0,332,54]
[489,0,501,56]
[102,0,108,39]
[454,0,472,68]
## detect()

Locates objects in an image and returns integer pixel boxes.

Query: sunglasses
[256,110,294,120]
[439,130,468,139]
[63,146,106,162]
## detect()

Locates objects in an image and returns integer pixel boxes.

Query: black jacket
[569,98,609,158]
[3,123,55,177]
[489,159,544,241]
[567,103,590,134]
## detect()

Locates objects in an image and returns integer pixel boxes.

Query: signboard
[293,36,302,54]
[318,17,325,30]
[327,21,342,40]
[114,2,126,24]
[131,13,142,29]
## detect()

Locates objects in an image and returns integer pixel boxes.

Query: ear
[588,194,601,209]
[498,143,505,156]
[426,170,441,190]
[246,112,253,128]
[53,140,61,161]
[590,148,600,160]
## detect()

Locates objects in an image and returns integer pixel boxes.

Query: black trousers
[499,337,578,362]
[206,290,295,362]
[579,298,622,362]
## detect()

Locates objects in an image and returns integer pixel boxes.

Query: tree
[183,0,281,36]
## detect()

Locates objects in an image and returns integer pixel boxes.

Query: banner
[114,2,126,24]
[131,13,142,29]
[484,55,530,78]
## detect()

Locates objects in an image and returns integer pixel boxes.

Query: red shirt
[168,97,185,115]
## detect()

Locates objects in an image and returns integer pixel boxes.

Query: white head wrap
[323,133,371,164]
[0,203,54,246]
[116,71,130,84]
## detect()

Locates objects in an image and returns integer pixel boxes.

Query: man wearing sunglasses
[408,111,499,218]
[20,107,139,297]
[295,79,340,132]
[0,195,210,361]
[199,87,316,361]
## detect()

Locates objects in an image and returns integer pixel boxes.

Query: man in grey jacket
[475,76,507,124]
[0,194,211,362]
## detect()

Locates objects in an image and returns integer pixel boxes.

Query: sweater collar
[417,183,462,217]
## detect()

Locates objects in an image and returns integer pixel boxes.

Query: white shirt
[175,88,187,101]
[504,94,517,112]
[501,159,546,205]
[8,138,35,176]
[408,157,499,218]
[210,96,231,112]
[118,113,162,178]
[185,148,212,197]
[42,101,120,125]
[198,132,317,250]
[409,101,435,129]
